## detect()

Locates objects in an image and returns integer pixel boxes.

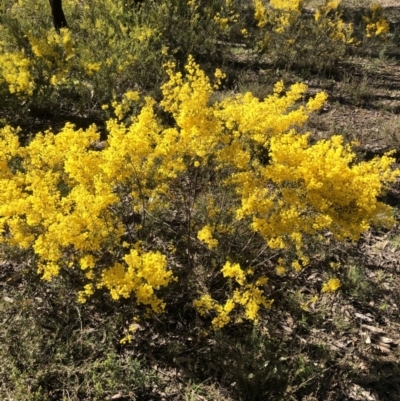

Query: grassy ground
[1,2,400,401]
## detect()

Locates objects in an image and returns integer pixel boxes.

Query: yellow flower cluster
[321,278,341,293]
[235,130,397,262]
[85,62,102,76]
[363,4,390,38]
[254,0,302,32]
[96,249,173,312]
[28,28,75,86]
[213,13,229,31]
[314,1,354,44]
[0,48,35,95]
[133,25,156,43]
[254,0,268,28]
[197,225,219,249]
[111,90,141,121]
[194,262,272,329]
[270,0,302,11]
[0,0,171,107]
[221,262,246,285]
[213,5,239,32]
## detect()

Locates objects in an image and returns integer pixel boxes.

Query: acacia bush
[249,0,390,72]
[0,57,398,330]
[0,0,240,129]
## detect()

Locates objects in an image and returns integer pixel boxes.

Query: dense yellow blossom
[235,131,397,254]
[312,1,354,44]
[321,278,341,293]
[0,57,397,322]
[270,0,302,11]
[98,250,173,312]
[197,225,219,249]
[221,262,246,285]
[85,62,102,76]
[193,294,216,316]
[0,50,35,95]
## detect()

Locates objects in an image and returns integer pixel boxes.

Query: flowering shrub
[363,3,390,38]
[251,0,389,71]
[0,58,398,327]
[0,0,240,127]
